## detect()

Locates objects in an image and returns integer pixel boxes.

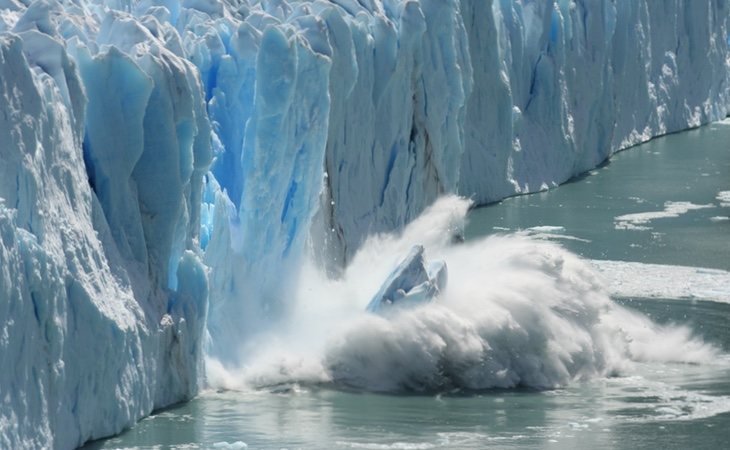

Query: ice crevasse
[0,0,729,448]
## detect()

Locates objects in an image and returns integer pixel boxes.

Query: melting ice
[2,0,730,447]
[207,197,719,393]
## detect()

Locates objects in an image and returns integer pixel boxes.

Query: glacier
[1,0,729,448]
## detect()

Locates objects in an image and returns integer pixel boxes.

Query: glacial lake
[86,120,730,449]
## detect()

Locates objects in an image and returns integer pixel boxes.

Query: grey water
[86,121,730,449]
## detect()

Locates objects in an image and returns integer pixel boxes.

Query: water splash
[207,196,719,393]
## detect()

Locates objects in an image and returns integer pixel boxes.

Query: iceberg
[0,0,729,447]
[365,245,447,314]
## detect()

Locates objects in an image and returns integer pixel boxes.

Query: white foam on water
[527,226,566,233]
[519,226,592,243]
[717,191,730,207]
[607,374,730,422]
[212,442,248,449]
[206,196,721,395]
[614,202,715,230]
[710,216,729,222]
[490,225,591,243]
[619,223,653,231]
[336,442,436,450]
[590,260,730,304]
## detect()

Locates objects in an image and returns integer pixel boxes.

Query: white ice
[591,260,730,304]
[717,191,730,207]
[2,0,730,447]
[614,201,715,230]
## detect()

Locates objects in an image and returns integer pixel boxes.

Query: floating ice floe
[614,201,715,230]
[717,191,730,207]
[590,260,730,304]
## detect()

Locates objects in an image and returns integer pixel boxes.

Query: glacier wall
[1,2,210,448]
[1,0,730,447]
[193,0,730,363]
[460,0,730,206]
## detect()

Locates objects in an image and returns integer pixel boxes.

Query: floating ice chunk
[614,201,715,230]
[366,245,447,314]
[717,191,730,207]
[526,225,565,233]
[427,260,448,294]
[590,260,730,304]
[212,441,248,449]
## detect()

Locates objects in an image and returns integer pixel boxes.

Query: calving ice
[1,0,729,448]
[208,196,718,393]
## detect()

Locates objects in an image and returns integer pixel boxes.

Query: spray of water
[207,196,719,392]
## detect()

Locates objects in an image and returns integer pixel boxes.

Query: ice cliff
[200,0,730,363]
[1,1,210,448]
[1,0,729,448]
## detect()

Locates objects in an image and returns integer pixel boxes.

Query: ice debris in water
[366,245,447,314]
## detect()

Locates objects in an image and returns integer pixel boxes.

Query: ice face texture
[0,5,210,449]
[1,0,729,447]
[200,0,730,365]
[365,244,447,314]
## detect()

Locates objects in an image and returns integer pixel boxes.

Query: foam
[212,442,248,449]
[717,191,730,207]
[336,442,436,450]
[590,260,730,304]
[483,225,592,243]
[614,201,715,230]
[607,373,730,422]
[519,226,591,243]
[207,197,719,393]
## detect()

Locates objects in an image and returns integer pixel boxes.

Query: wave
[206,196,720,393]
